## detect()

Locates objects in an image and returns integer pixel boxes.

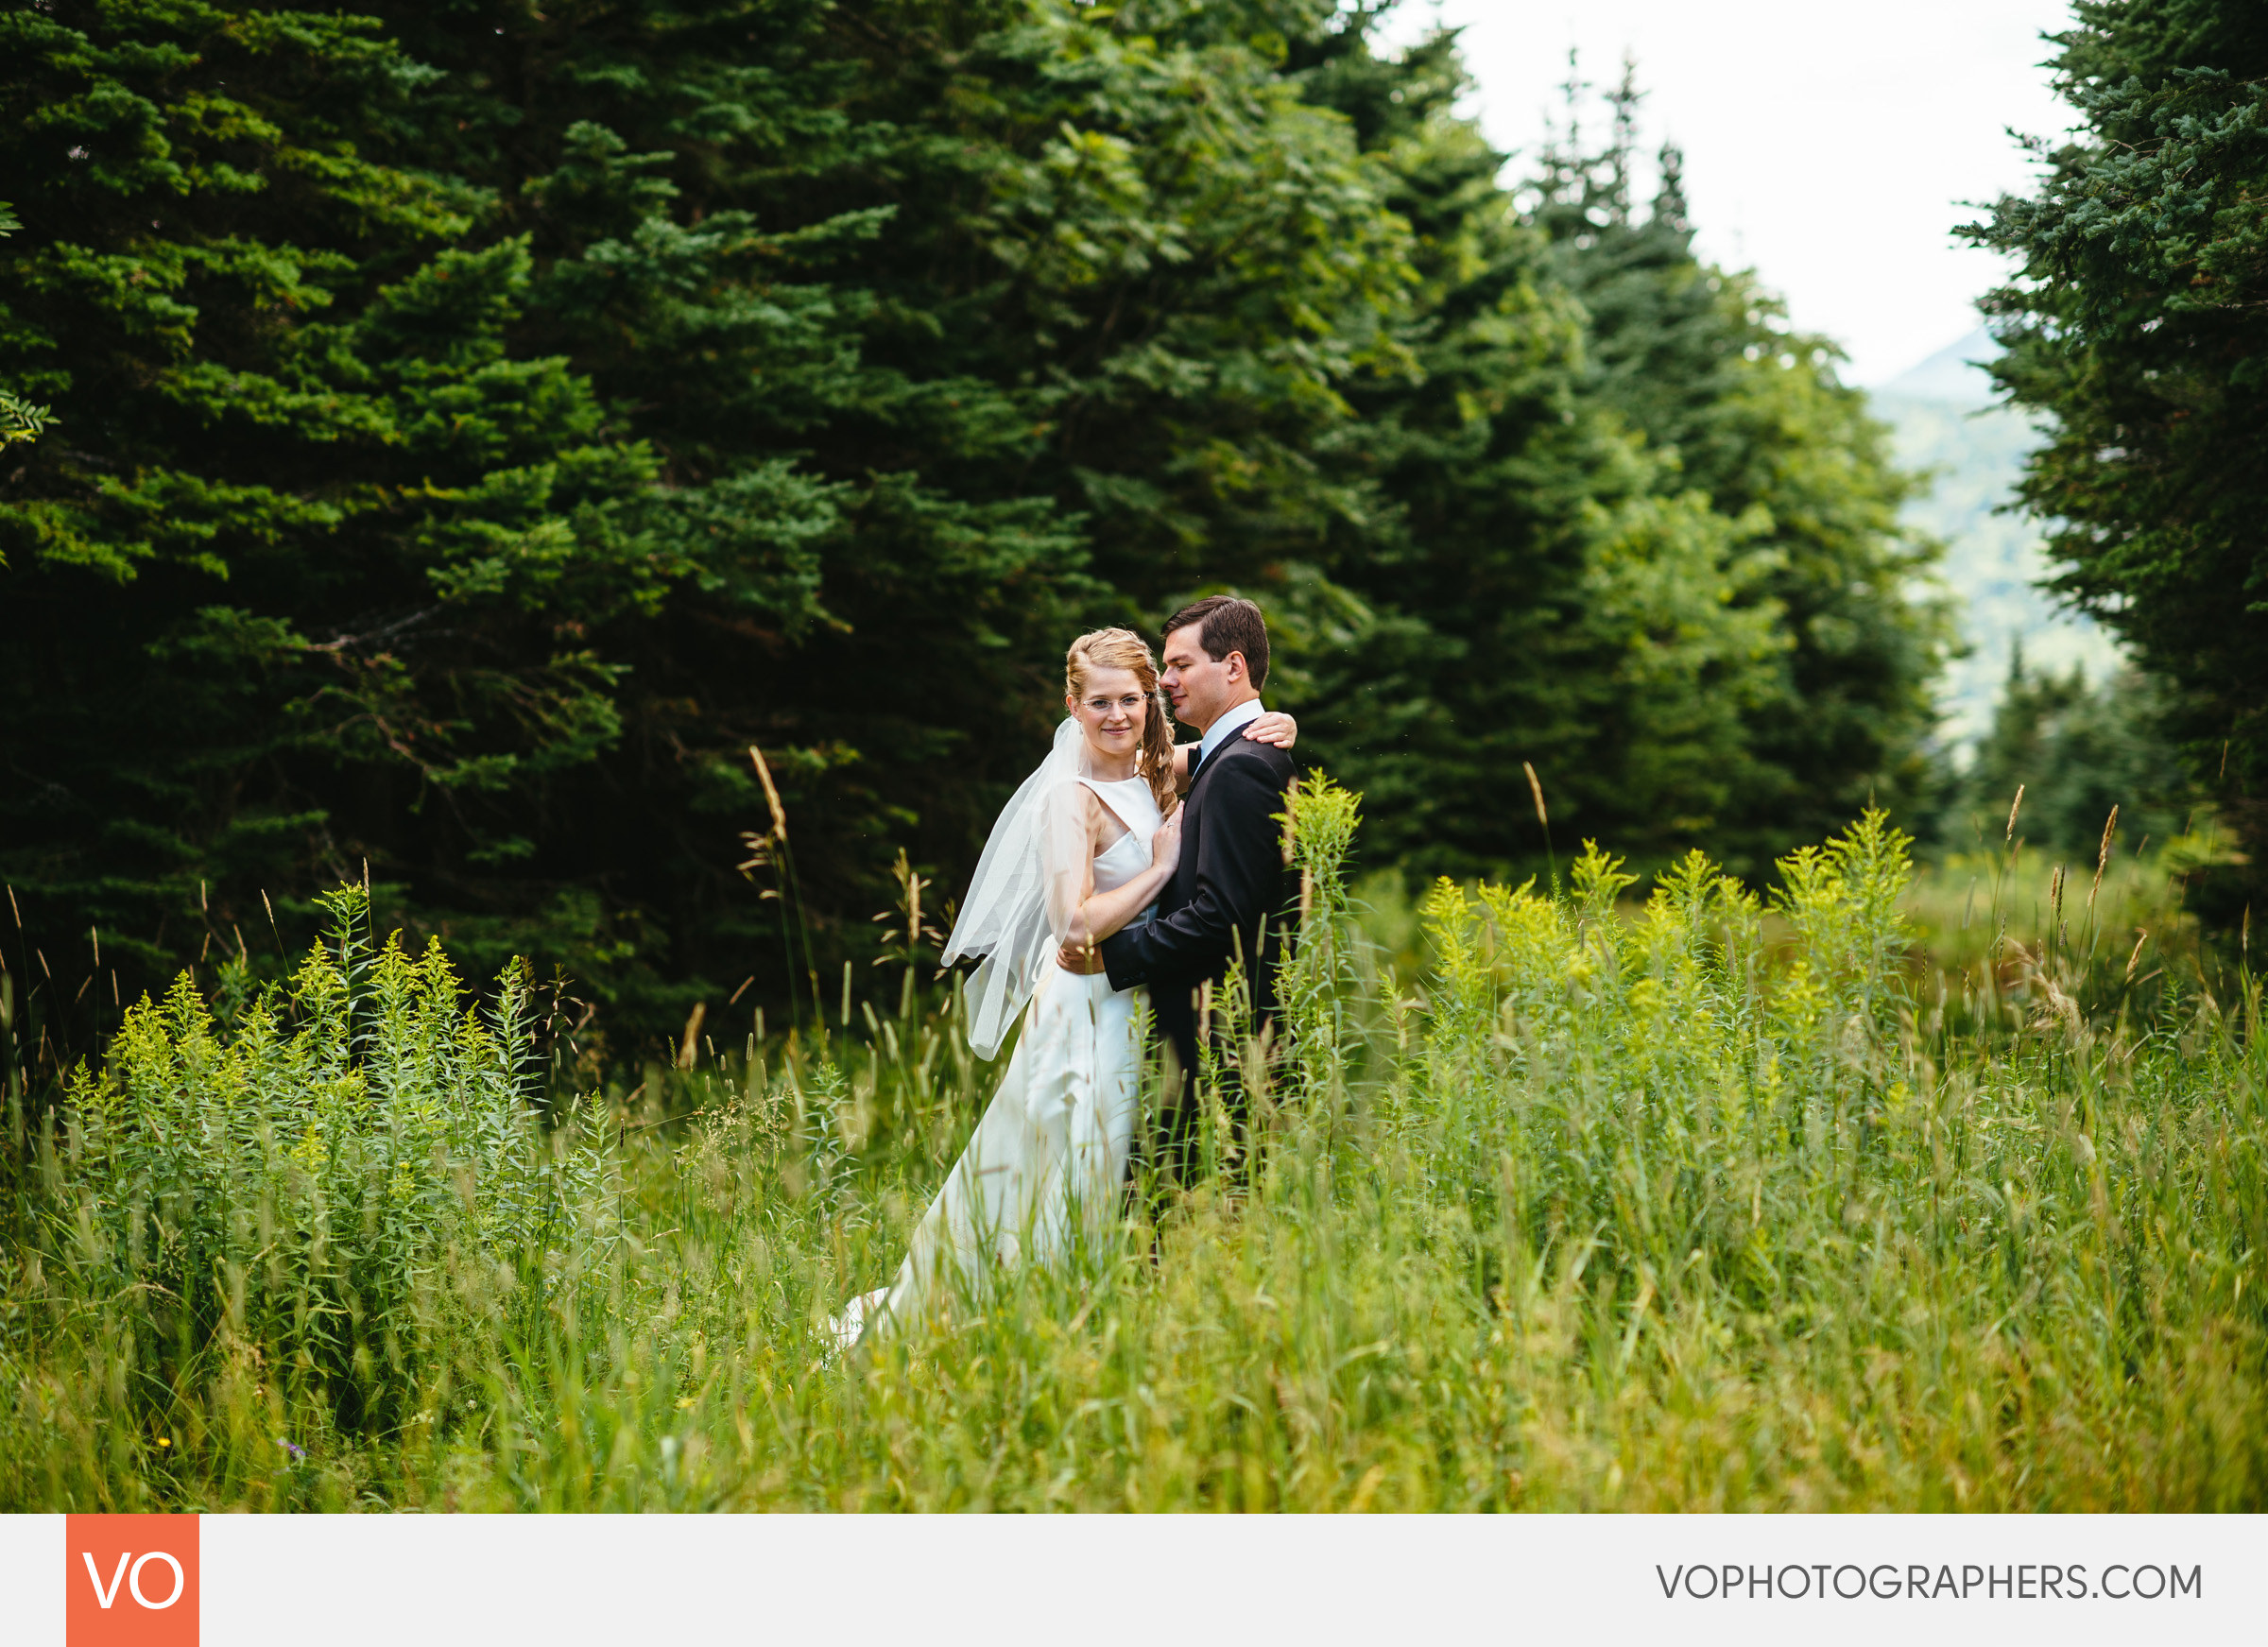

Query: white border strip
[9,1511,2265,1646]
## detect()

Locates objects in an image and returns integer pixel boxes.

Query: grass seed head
[750,745,788,842]
[2089,805,2119,909]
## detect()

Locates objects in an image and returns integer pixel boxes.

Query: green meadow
[2,787,2260,1511]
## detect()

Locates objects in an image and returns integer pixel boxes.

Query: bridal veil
[942,717,1104,1058]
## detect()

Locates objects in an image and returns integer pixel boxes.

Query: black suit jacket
[1099,732,1295,1089]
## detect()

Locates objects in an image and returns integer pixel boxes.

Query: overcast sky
[1379,0,2078,385]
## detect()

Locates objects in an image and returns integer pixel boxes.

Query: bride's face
[1068,665,1147,761]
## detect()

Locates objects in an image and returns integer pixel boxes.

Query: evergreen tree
[1946,649,2192,862]
[0,0,689,1034]
[1965,0,2268,918]
[1533,66,1950,869]
[1297,43,1943,882]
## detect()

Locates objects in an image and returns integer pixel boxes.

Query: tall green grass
[1,790,2261,1510]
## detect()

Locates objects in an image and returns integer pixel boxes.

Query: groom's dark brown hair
[1164,595,1269,691]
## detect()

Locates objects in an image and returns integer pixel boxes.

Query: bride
[835,627,1293,1347]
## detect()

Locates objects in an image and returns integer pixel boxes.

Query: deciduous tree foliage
[1,1,1941,1055]
[1966,0,2268,918]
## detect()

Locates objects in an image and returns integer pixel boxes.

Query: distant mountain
[1870,330,2122,746]
[1881,326,2002,406]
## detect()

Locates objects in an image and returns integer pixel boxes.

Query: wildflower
[276,1437,307,1461]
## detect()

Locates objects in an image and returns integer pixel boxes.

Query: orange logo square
[65,1515,198,1647]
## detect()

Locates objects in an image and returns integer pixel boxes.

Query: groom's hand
[1057,938,1108,975]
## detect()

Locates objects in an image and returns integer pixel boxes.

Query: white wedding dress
[837,756,1160,1347]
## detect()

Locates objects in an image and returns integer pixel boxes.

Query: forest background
[0,0,2235,1063]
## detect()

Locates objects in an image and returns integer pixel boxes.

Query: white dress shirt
[1194,697,1264,772]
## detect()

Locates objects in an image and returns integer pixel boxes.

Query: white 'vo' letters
[82,1550,186,1610]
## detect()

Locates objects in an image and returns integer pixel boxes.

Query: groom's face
[1160,622,1243,733]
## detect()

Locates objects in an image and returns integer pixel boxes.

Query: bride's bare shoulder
[1059,776,1138,849]
[1044,776,1108,830]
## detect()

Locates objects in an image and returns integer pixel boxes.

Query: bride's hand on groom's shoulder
[1244,711,1297,747]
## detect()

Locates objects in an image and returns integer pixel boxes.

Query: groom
[1060,595,1296,1181]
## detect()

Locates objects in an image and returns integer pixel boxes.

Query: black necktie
[1188,745,1204,782]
